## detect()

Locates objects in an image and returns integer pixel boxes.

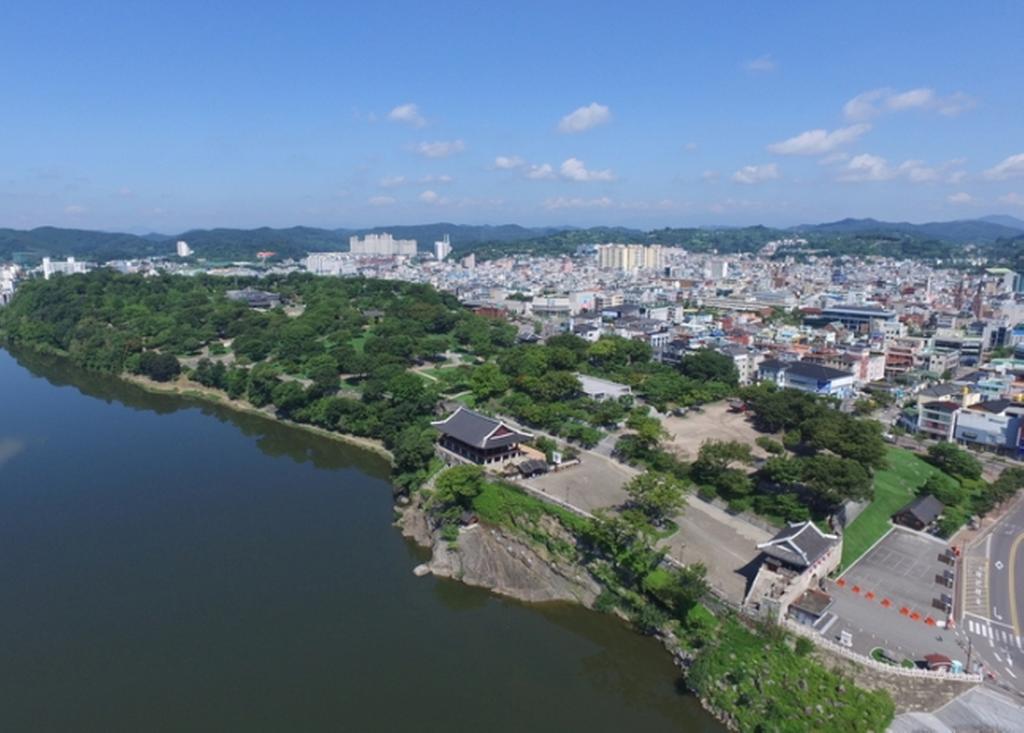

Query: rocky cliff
[396,496,601,606]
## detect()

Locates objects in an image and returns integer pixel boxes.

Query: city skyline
[2,1,1022,231]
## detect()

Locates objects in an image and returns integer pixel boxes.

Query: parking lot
[521,453,633,514]
[821,527,965,664]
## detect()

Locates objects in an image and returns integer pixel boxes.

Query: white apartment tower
[176,240,193,257]
[596,243,662,272]
[349,233,417,256]
[706,258,729,280]
[434,234,452,261]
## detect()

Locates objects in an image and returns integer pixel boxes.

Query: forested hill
[0,223,559,263]
[2,215,1022,264]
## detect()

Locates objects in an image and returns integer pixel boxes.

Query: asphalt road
[959,498,1024,696]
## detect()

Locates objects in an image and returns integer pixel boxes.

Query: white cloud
[683,142,699,152]
[838,154,963,184]
[844,87,975,120]
[560,157,615,182]
[415,139,465,158]
[947,192,974,205]
[767,123,871,156]
[984,153,1024,180]
[420,174,453,184]
[558,102,611,133]
[387,103,426,128]
[116,187,134,197]
[999,192,1024,207]
[419,190,441,204]
[379,175,406,188]
[701,170,720,182]
[886,88,935,111]
[526,163,556,180]
[368,196,395,206]
[494,155,525,170]
[732,164,779,184]
[744,54,777,72]
[64,204,87,215]
[543,196,614,210]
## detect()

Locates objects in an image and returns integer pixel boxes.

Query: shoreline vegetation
[121,371,395,462]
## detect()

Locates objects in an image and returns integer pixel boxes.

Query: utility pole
[966,635,973,673]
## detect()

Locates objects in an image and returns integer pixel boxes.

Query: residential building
[176,240,193,257]
[918,401,959,441]
[349,233,417,256]
[434,234,452,262]
[41,256,90,280]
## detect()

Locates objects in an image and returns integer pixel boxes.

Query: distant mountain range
[1,216,1022,264]
[791,216,1024,244]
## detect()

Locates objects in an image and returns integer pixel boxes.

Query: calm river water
[0,348,721,732]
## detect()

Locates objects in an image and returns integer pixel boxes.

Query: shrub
[755,436,785,455]
[794,637,814,656]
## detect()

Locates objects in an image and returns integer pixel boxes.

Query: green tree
[678,349,739,386]
[138,351,181,382]
[801,454,872,508]
[625,471,688,525]
[433,465,485,510]
[469,362,510,401]
[927,442,983,480]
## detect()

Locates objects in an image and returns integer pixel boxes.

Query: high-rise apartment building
[596,243,662,271]
[349,233,417,256]
[434,234,452,261]
[176,240,193,257]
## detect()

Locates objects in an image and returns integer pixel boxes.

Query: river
[0,348,721,732]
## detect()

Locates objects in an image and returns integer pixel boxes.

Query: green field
[840,447,946,569]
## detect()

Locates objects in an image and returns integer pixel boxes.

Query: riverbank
[121,372,395,463]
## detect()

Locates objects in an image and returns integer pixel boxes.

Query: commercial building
[954,400,1024,452]
[349,233,417,256]
[577,374,632,401]
[806,304,896,330]
[176,240,193,257]
[757,359,856,398]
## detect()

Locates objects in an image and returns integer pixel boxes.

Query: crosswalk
[962,555,990,618]
[965,618,1023,649]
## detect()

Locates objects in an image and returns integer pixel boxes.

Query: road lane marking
[1009,532,1024,637]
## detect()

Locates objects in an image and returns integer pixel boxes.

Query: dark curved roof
[757,521,839,569]
[431,407,532,449]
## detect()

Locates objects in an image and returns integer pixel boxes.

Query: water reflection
[0,437,25,469]
[6,347,391,480]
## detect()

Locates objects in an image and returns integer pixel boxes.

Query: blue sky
[1,0,1022,231]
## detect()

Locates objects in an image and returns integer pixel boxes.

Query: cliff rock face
[398,499,601,606]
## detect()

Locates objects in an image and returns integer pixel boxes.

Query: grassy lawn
[454,392,477,408]
[347,332,368,353]
[840,447,946,570]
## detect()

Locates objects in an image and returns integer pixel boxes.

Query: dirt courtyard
[661,402,771,461]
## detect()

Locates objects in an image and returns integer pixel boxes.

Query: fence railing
[782,619,982,682]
